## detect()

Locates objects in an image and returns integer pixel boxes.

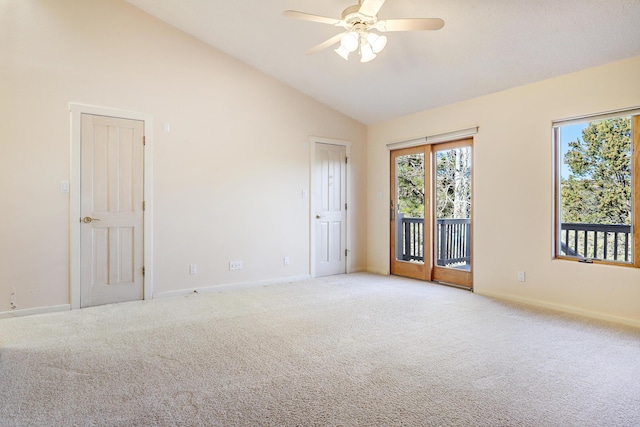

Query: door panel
[390,146,430,280]
[432,139,473,288]
[81,114,144,307]
[315,143,347,277]
[92,228,109,285]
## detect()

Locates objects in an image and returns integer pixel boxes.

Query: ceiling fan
[283,0,444,63]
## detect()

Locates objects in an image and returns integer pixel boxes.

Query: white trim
[552,106,640,127]
[0,304,70,319]
[476,289,640,329]
[153,275,312,299]
[69,103,154,310]
[309,137,352,278]
[386,126,479,150]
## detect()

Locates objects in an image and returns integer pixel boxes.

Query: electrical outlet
[517,271,526,282]
[284,256,290,266]
[229,260,243,271]
[190,264,197,275]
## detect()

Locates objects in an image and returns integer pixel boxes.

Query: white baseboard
[153,274,313,299]
[350,267,369,273]
[476,290,640,329]
[0,304,70,319]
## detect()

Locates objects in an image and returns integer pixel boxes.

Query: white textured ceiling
[124,0,640,125]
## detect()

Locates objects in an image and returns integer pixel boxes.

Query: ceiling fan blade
[283,10,342,26]
[305,33,345,55]
[377,18,445,32]
[358,0,387,17]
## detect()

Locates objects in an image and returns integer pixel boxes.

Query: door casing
[69,103,154,309]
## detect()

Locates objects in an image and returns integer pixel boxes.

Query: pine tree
[562,117,632,225]
[395,148,471,219]
[396,153,424,218]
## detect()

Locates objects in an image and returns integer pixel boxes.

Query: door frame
[387,127,478,288]
[69,103,154,310]
[309,136,351,278]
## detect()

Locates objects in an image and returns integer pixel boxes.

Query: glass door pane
[395,151,425,264]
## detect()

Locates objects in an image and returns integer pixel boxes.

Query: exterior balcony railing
[396,219,633,267]
[396,215,471,268]
[560,222,632,262]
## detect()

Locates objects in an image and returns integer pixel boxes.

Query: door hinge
[142,266,145,276]
[345,203,348,210]
[143,136,146,146]
[345,249,348,257]
[345,157,348,164]
[142,201,146,211]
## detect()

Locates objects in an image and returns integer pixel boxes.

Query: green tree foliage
[435,148,471,219]
[396,153,424,218]
[562,117,631,225]
[396,148,471,219]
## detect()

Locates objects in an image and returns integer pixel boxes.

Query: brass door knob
[82,217,100,223]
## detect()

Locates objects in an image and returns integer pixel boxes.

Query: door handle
[82,216,100,223]
[316,215,324,219]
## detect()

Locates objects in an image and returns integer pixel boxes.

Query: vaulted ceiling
[124,0,640,124]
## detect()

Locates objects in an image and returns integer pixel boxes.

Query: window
[554,110,640,267]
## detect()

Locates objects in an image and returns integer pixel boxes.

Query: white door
[80,114,144,307]
[314,143,347,277]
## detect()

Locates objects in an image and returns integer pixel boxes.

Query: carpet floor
[1,273,639,426]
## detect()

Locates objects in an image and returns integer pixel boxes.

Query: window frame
[552,109,640,268]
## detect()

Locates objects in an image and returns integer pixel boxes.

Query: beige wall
[0,0,367,313]
[367,55,640,326]
[2,0,638,327]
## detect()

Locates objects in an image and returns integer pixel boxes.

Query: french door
[390,139,473,289]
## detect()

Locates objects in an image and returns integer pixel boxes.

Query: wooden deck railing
[396,214,424,262]
[436,218,471,267]
[396,216,471,267]
[396,219,632,265]
[560,223,632,262]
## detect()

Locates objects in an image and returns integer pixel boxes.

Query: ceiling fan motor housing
[342,4,377,29]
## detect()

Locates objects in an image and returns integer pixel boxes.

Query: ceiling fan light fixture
[334,45,351,60]
[367,32,387,54]
[360,42,377,63]
[340,31,359,52]
[284,1,446,63]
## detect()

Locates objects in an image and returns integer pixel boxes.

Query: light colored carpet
[1,273,639,426]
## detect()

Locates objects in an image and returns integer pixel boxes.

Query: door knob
[316,215,324,219]
[82,217,100,223]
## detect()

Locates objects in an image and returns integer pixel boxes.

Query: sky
[559,122,587,178]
